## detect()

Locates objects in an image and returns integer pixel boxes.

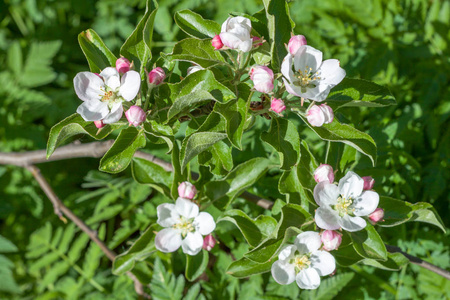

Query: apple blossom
[321,230,342,251]
[288,35,307,55]
[369,208,384,224]
[271,231,336,290]
[125,105,146,127]
[148,67,166,86]
[203,234,216,251]
[314,164,334,183]
[250,65,274,94]
[155,198,216,255]
[211,35,224,50]
[116,57,131,74]
[94,120,105,129]
[74,67,140,124]
[219,16,252,52]
[362,176,375,190]
[178,181,197,200]
[281,45,346,101]
[314,171,379,232]
[270,98,286,114]
[306,104,334,127]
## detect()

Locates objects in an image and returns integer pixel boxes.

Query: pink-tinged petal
[283,78,303,97]
[271,260,296,285]
[288,35,307,55]
[294,231,322,254]
[194,212,216,235]
[313,181,339,206]
[352,190,379,217]
[369,208,384,224]
[293,45,322,73]
[175,198,199,219]
[219,32,243,49]
[339,214,366,232]
[278,245,297,261]
[119,70,141,101]
[319,104,334,124]
[310,250,336,276]
[181,232,204,255]
[314,164,334,183]
[73,72,104,102]
[116,57,131,74]
[362,176,375,190]
[318,59,346,86]
[156,203,178,227]
[315,207,341,230]
[102,103,123,124]
[338,171,364,199]
[155,228,182,253]
[100,67,121,90]
[321,230,342,251]
[307,105,325,127]
[296,268,320,290]
[76,100,109,121]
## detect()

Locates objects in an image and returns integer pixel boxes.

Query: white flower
[219,17,253,52]
[155,198,216,255]
[314,171,379,232]
[74,67,140,124]
[271,231,336,290]
[281,45,346,102]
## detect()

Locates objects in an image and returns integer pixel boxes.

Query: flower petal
[73,72,104,102]
[338,171,364,199]
[219,32,243,49]
[339,214,366,232]
[175,198,199,219]
[314,181,339,207]
[100,67,120,90]
[237,39,252,52]
[310,250,336,276]
[76,100,109,121]
[315,207,341,230]
[194,212,216,235]
[283,78,303,97]
[281,53,294,81]
[271,260,296,285]
[102,103,123,124]
[278,245,297,261]
[319,59,346,86]
[119,70,141,101]
[181,231,204,255]
[155,228,182,253]
[294,231,322,254]
[296,268,320,290]
[157,203,179,227]
[293,45,322,73]
[353,190,379,217]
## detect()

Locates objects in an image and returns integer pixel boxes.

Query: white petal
[296,268,320,290]
[100,67,120,90]
[155,228,182,253]
[319,59,346,86]
[221,17,232,32]
[293,45,322,73]
[338,171,364,199]
[175,198,199,219]
[238,39,253,52]
[271,261,296,285]
[352,191,379,217]
[76,101,109,121]
[194,212,216,235]
[219,32,243,50]
[339,214,366,232]
[181,232,204,255]
[281,53,294,80]
[314,181,339,207]
[157,203,179,227]
[73,72,104,102]
[102,103,123,124]
[119,71,141,101]
[310,250,336,276]
[315,207,341,230]
[278,245,297,261]
[294,231,322,254]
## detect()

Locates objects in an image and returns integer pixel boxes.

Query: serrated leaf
[0,235,18,253]
[131,157,172,196]
[175,10,221,39]
[185,250,209,281]
[78,29,116,73]
[198,139,233,176]
[180,132,227,171]
[164,38,226,68]
[150,257,184,300]
[226,257,272,278]
[7,41,22,77]
[350,223,387,260]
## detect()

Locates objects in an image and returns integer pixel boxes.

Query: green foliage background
[0,0,448,299]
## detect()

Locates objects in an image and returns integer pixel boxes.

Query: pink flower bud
[270,98,286,114]
[148,67,166,86]
[125,106,146,127]
[307,105,325,127]
[211,35,224,50]
[321,230,342,251]
[202,234,216,251]
[252,36,263,47]
[319,104,334,124]
[314,164,334,183]
[94,120,105,129]
[116,57,131,74]
[369,208,384,224]
[288,35,307,55]
[249,65,274,94]
[178,181,197,200]
[362,176,375,190]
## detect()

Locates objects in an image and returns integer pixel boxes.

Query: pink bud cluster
[270,98,286,114]
[178,181,197,200]
[249,65,274,94]
[306,104,334,127]
[202,234,217,251]
[321,230,342,251]
[362,176,375,190]
[148,67,166,86]
[288,34,307,55]
[212,35,224,50]
[125,106,146,127]
[369,208,384,224]
[314,164,334,183]
[116,57,131,74]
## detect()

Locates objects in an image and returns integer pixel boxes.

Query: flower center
[294,254,311,272]
[334,195,355,217]
[101,90,117,102]
[293,66,320,92]
[173,217,195,238]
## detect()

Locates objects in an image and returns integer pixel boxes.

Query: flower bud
[94,120,105,129]
[116,57,131,74]
[314,164,334,183]
[178,181,197,200]
[252,36,263,47]
[249,65,274,94]
[288,35,307,55]
[270,98,286,114]
[203,234,216,251]
[369,208,384,224]
[307,105,325,127]
[220,17,253,52]
[148,67,166,86]
[125,106,146,127]
[211,35,224,50]
[319,104,334,124]
[362,176,375,190]
[321,230,342,251]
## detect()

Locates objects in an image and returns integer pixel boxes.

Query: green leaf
[204,158,271,209]
[7,41,23,78]
[327,78,396,109]
[378,197,445,232]
[333,244,364,267]
[174,10,221,39]
[171,140,187,199]
[99,127,146,174]
[143,120,174,152]
[299,272,355,300]
[362,252,409,271]
[150,257,185,300]
[131,157,172,196]
[78,29,117,73]
[164,38,226,68]
[298,115,377,166]
[226,257,272,278]
[261,118,300,170]
[0,235,18,253]
[198,140,233,176]
[46,113,120,158]
[350,224,387,261]
[185,250,209,281]
[112,224,157,275]
[180,132,227,171]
